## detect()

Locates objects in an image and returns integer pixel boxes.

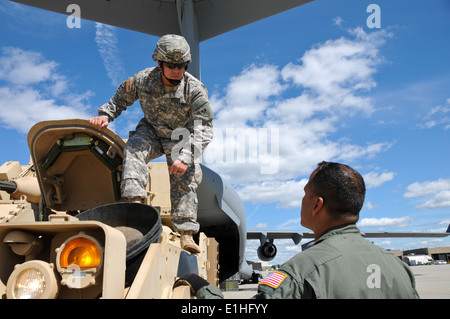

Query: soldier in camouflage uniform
[89,34,214,254]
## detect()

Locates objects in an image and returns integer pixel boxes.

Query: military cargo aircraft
[1,1,449,299]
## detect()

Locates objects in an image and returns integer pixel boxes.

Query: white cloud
[375,240,393,247]
[363,170,395,189]
[406,238,445,249]
[280,27,392,117]
[0,47,92,133]
[404,178,450,210]
[95,23,126,87]
[0,47,56,85]
[278,218,301,229]
[418,190,450,209]
[205,27,393,207]
[210,64,284,129]
[358,216,413,228]
[333,17,343,26]
[251,223,268,230]
[419,98,450,130]
[337,142,393,162]
[365,202,378,210]
[405,178,450,198]
[237,179,307,209]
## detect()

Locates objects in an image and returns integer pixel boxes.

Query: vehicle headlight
[14,268,45,298]
[56,233,103,289]
[6,260,59,299]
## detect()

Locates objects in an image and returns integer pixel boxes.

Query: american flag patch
[260,271,287,289]
[125,79,132,92]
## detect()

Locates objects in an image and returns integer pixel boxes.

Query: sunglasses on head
[164,62,188,70]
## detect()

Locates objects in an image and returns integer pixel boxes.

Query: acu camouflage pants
[121,118,202,233]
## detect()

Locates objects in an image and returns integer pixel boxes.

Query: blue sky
[0,0,449,265]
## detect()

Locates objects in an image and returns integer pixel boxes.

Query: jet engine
[257,240,277,262]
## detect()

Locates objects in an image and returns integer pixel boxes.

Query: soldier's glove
[173,274,210,295]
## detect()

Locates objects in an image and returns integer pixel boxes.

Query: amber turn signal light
[59,237,101,269]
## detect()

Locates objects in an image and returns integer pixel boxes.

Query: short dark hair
[310,161,366,219]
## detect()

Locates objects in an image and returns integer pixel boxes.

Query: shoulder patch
[125,79,132,93]
[192,95,214,121]
[260,271,287,289]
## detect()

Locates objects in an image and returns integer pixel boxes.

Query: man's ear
[157,61,162,69]
[312,197,324,216]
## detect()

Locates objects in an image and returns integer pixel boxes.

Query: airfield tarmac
[222,264,450,299]
[412,264,450,299]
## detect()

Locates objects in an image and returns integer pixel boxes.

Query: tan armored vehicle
[0,119,247,299]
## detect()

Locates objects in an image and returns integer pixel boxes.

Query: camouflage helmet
[152,34,191,64]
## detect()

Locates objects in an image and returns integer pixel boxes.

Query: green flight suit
[196,224,419,299]
[254,224,419,299]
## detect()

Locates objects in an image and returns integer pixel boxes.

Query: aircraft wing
[248,223,450,245]
[362,223,450,238]
[194,0,313,41]
[361,231,450,238]
[248,226,450,259]
[10,0,312,41]
[10,0,180,37]
[247,230,314,245]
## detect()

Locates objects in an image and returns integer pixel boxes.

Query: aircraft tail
[447,224,450,233]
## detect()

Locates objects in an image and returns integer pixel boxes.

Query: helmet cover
[152,34,191,63]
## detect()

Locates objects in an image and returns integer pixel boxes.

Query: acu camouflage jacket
[98,67,214,165]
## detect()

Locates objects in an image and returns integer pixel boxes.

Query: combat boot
[180,232,201,254]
